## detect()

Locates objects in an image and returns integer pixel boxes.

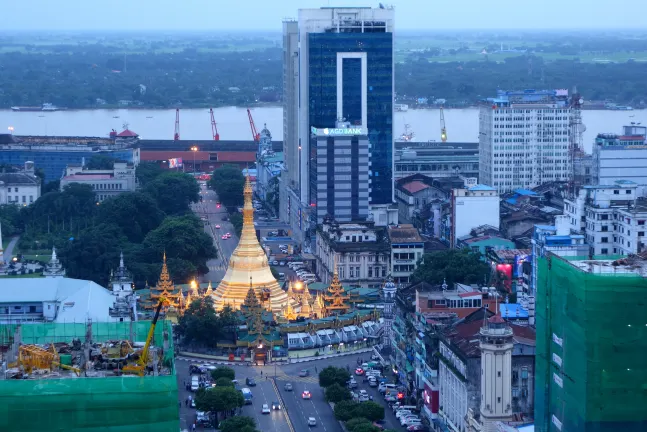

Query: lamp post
[8,126,14,135]
[191,146,198,173]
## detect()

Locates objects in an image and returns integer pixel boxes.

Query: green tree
[229,213,243,237]
[42,180,60,194]
[411,249,490,286]
[141,214,217,280]
[85,154,116,169]
[135,162,165,186]
[216,377,235,387]
[58,223,126,286]
[0,204,23,237]
[210,366,236,381]
[209,164,245,207]
[219,416,258,432]
[354,401,385,422]
[319,366,351,388]
[194,387,244,421]
[345,418,380,432]
[334,400,359,421]
[325,383,352,403]
[96,192,165,242]
[144,172,199,215]
[178,297,223,347]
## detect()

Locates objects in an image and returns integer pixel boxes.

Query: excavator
[122,297,168,376]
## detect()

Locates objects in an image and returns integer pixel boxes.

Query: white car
[395,410,413,419]
[261,404,270,414]
[308,417,317,427]
[402,417,422,427]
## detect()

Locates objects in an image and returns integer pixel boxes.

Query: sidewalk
[177,347,375,365]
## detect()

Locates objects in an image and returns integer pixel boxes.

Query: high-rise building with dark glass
[280,7,395,244]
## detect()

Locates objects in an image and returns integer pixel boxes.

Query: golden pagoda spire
[284,301,297,321]
[287,281,295,299]
[204,281,213,298]
[185,289,193,309]
[323,256,350,314]
[190,280,199,297]
[149,252,182,310]
[313,292,326,318]
[211,173,289,313]
[300,288,313,317]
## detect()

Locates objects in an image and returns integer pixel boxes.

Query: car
[407,425,428,431]
[308,417,317,427]
[395,410,413,419]
[221,235,227,239]
[215,225,221,229]
[371,353,380,361]
[225,233,231,238]
[379,383,397,394]
[272,401,281,410]
[279,261,286,266]
[368,377,378,387]
[272,260,279,265]
[384,394,397,403]
[246,377,256,387]
[402,418,423,427]
[190,399,196,408]
[299,369,310,377]
[347,379,358,389]
[302,390,312,400]
[284,382,293,391]
[261,404,270,414]
[355,368,365,376]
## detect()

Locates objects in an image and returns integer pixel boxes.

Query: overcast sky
[3,0,646,31]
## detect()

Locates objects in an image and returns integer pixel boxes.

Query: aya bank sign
[311,126,367,136]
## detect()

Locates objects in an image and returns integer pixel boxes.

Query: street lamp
[8,126,14,135]
[191,146,198,173]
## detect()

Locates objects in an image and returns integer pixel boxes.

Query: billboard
[168,158,183,168]
[310,126,368,137]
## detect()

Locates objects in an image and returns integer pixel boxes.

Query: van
[379,383,396,394]
[190,376,200,392]
[241,388,253,404]
[289,262,304,268]
[300,273,315,278]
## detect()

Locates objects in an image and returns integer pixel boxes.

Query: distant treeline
[1,44,646,108]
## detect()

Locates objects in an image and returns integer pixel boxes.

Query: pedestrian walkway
[273,374,319,384]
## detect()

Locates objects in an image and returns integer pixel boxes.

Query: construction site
[0,312,178,431]
[535,252,647,432]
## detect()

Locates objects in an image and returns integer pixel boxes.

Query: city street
[176,351,407,431]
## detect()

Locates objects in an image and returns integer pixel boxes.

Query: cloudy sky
[3,0,646,31]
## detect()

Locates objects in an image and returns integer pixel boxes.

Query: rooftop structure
[394,141,479,180]
[60,161,136,202]
[535,252,647,432]
[212,175,289,313]
[0,161,41,206]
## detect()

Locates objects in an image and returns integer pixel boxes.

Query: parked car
[407,425,428,431]
[347,379,358,389]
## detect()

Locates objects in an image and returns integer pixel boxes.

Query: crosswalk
[274,374,319,384]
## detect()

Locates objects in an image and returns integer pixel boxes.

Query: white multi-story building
[0,161,41,205]
[593,125,647,185]
[388,224,425,284]
[450,184,500,246]
[60,162,136,201]
[479,89,572,193]
[564,180,647,256]
[315,219,391,289]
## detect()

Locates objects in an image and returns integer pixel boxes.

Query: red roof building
[117,129,139,138]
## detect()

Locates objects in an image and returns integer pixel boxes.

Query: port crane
[247,108,260,142]
[209,108,220,141]
[440,106,447,143]
[122,297,168,377]
[174,109,180,141]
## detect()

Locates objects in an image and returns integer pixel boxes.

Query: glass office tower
[308,31,393,205]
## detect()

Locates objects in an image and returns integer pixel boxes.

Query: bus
[241,387,253,404]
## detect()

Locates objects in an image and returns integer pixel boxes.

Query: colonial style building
[0,161,41,205]
[388,224,425,284]
[60,161,137,202]
[315,218,391,289]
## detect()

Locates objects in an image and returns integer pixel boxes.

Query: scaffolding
[535,254,647,432]
[0,320,178,432]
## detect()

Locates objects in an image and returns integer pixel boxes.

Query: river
[2,106,645,153]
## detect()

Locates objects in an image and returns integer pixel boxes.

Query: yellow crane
[122,297,168,376]
[18,344,81,376]
[440,106,447,143]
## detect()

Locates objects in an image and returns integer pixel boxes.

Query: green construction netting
[0,320,179,432]
[535,255,647,432]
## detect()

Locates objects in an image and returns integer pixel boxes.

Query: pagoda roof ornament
[323,255,350,314]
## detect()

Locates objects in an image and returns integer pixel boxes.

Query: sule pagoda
[138,173,386,355]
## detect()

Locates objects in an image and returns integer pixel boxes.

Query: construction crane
[18,344,81,376]
[122,297,168,376]
[174,108,180,141]
[209,108,220,141]
[440,106,447,143]
[247,108,260,142]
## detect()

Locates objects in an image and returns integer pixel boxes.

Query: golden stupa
[212,174,289,314]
